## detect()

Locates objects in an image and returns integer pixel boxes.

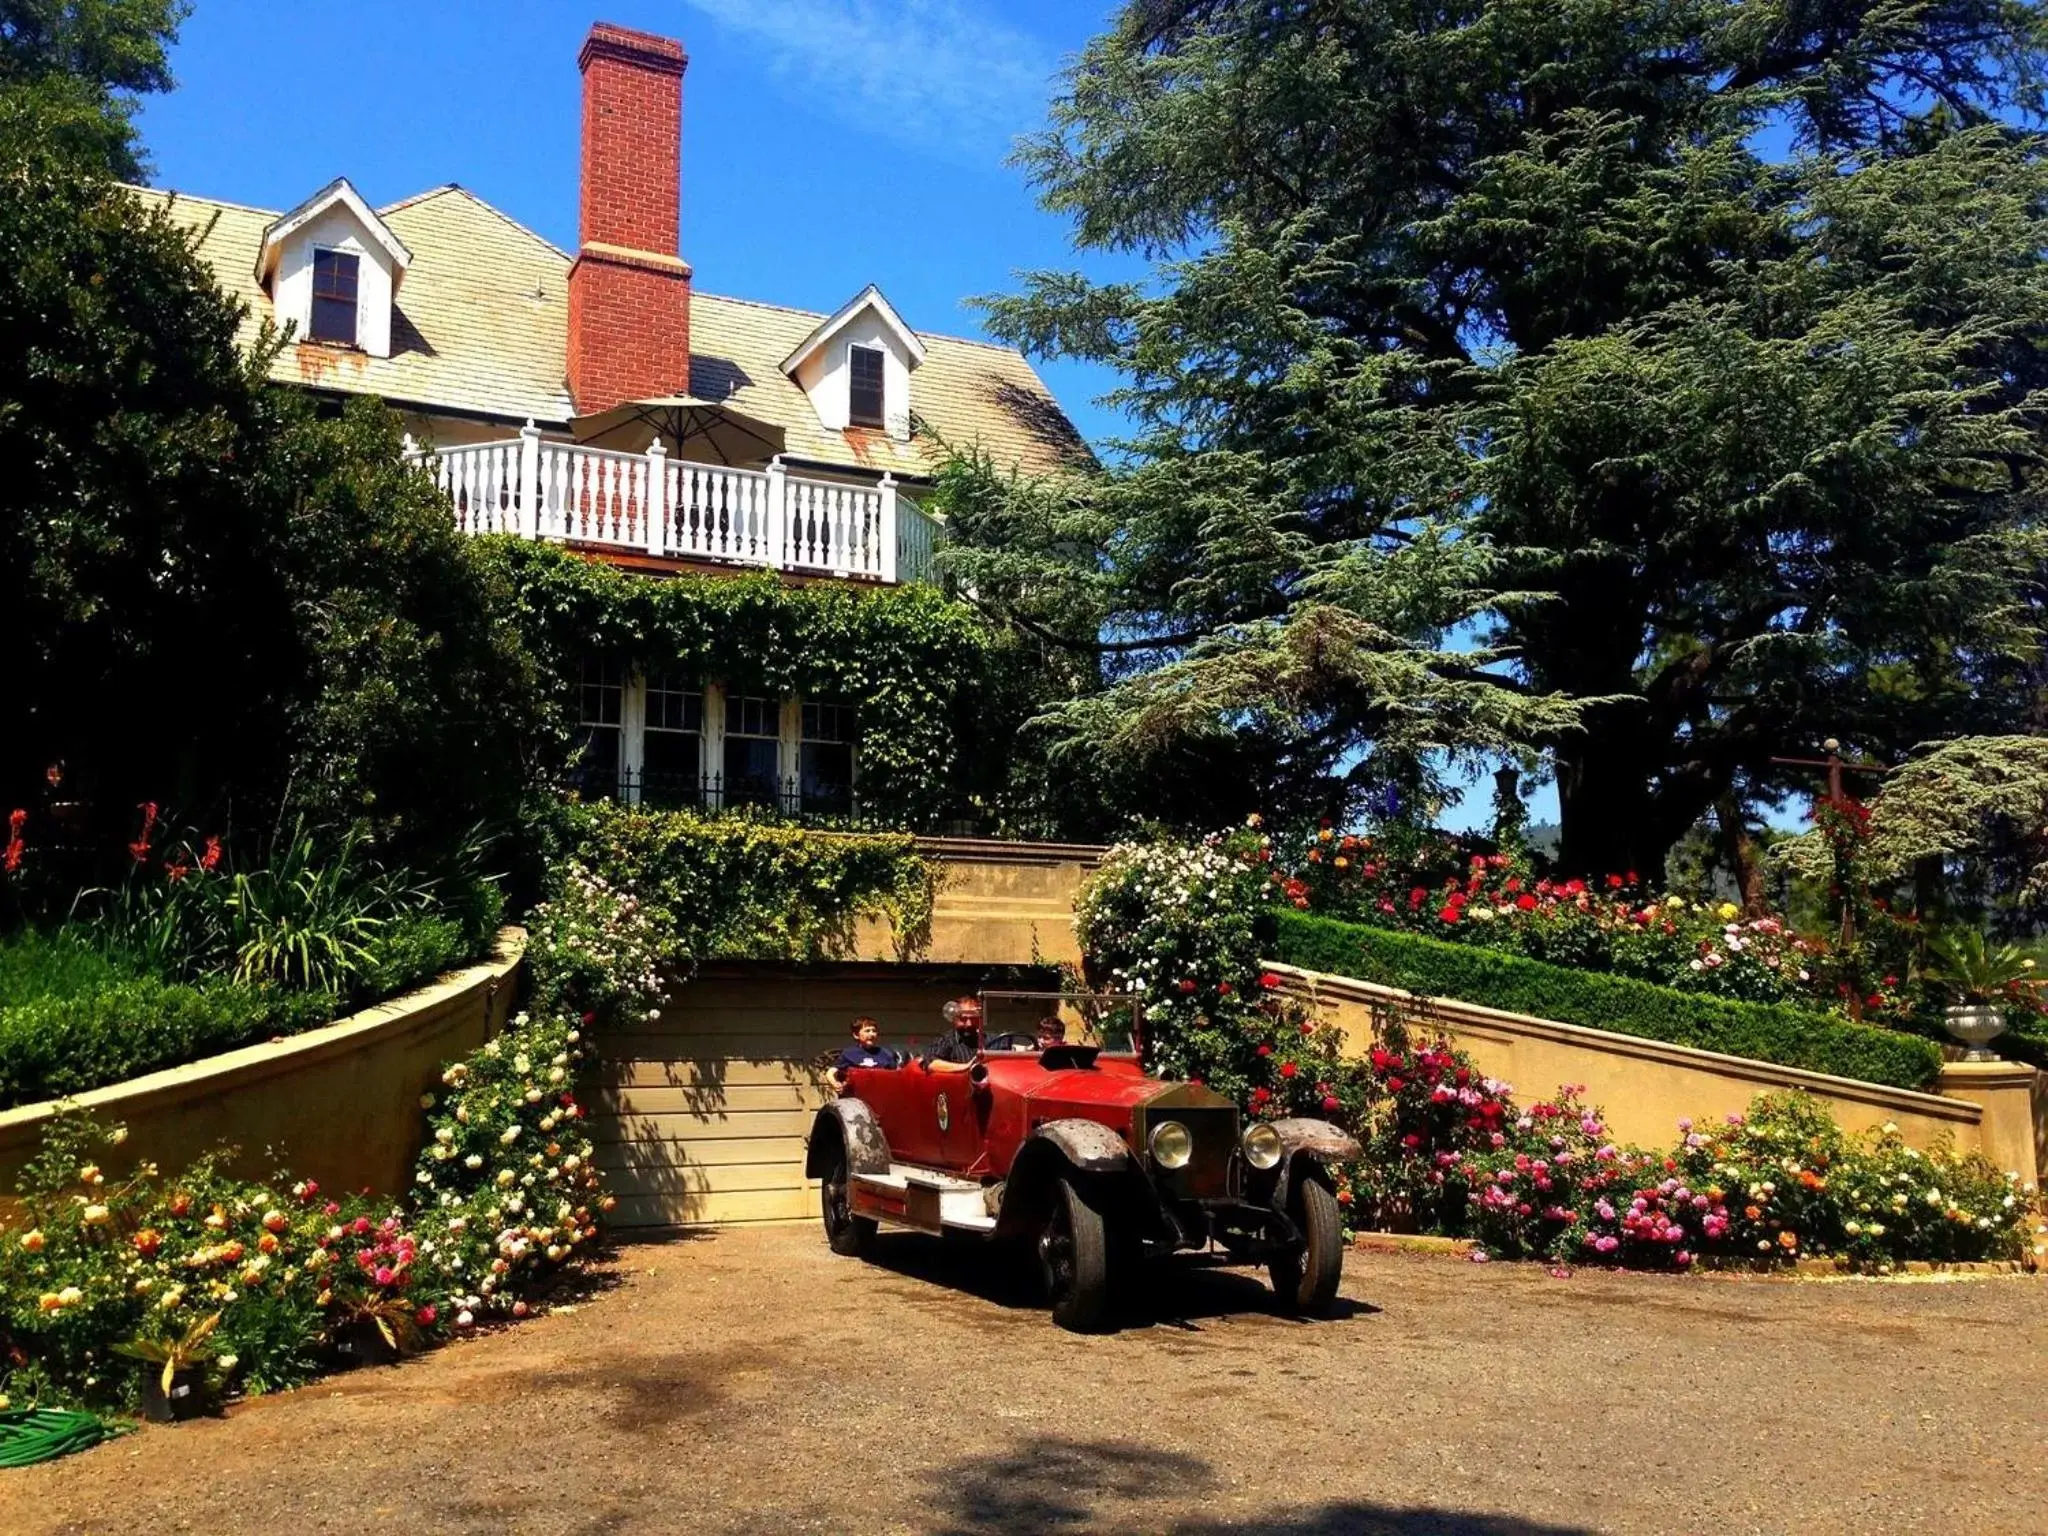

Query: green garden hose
[0,1407,123,1468]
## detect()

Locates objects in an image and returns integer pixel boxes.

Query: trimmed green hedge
[1273,910,1944,1090]
[0,916,479,1110]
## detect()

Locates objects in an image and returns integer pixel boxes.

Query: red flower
[1279,1061,1298,1079]
[1251,1085,1272,1104]
[199,835,222,872]
[1605,874,1624,890]
[127,801,161,864]
[1256,1043,1272,1057]
[1217,981,1233,996]
[416,1304,438,1327]
[1259,972,1283,990]
[1409,887,1427,907]
[1321,1095,1342,1113]
[165,860,191,883]
[1515,893,1536,911]
[1438,905,1460,924]
[1177,978,1198,995]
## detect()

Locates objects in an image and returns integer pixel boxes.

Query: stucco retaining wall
[851,838,1105,967]
[0,930,525,1203]
[1269,962,2043,1182]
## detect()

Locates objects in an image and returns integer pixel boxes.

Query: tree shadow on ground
[864,1230,1377,1331]
[923,1436,1592,1536]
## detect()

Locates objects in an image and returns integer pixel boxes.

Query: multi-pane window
[574,659,625,799]
[848,344,886,428]
[309,249,360,346]
[642,674,704,807]
[723,693,781,807]
[800,702,856,814]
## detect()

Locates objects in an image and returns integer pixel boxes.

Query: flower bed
[1274,909,1944,1089]
[1074,835,2028,1271]
[1250,819,1922,1020]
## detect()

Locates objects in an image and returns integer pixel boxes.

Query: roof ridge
[692,287,1023,358]
[121,182,280,219]
[380,183,573,263]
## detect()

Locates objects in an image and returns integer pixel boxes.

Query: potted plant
[330,1296,425,1368]
[112,1311,228,1422]
[1922,930,2036,1060]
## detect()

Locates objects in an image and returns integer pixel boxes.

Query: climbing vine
[477,539,1012,827]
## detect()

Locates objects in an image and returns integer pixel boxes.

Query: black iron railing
[561,766,880,827]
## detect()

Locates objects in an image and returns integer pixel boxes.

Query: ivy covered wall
[475,539,1030,830]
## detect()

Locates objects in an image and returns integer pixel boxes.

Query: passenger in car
[1034,1015,1066,1050]
[922,996,984,1072]
[830,1016,901,1092]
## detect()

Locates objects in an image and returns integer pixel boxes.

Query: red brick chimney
[567,22,691,414]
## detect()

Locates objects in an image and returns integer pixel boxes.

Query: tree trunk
[1554,740,1658,879]
[1716,795,1768,913]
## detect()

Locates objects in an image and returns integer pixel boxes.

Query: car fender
[803,1098,893,1181]
[991,1119,1141,1241]
[1266,1117,1360,1212]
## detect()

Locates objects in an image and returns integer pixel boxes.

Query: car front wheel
[1269,1174,1343,1317]
[1038,1175,1110,1332]
[820,1133,877,1258]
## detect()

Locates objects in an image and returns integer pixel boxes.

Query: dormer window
[255,178,411,359]
[848,345,886,428]
[781,284,927,444]
[309,249,360,346]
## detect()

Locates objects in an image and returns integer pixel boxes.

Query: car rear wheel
[1269,1174,1343,1317]
[1038,1175,1110,1332]
[820,1133,877,1258]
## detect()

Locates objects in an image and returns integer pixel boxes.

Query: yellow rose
[1717,902,1739,920]
[18,1229,44,1252]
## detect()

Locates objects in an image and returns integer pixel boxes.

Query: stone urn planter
[1943,1003,2007,1062]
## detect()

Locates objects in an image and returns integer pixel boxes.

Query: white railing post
[518,420,542,540]
[644,440,667,557]
[877,472,899,584]
[765,456,788,574]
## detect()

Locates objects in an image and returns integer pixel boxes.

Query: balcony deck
[409,432,941,584]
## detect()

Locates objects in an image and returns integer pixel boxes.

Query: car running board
[850,1165,998,1236]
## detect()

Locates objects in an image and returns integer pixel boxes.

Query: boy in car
[830,1016,901,1092]
[1034,1015,1066,1050]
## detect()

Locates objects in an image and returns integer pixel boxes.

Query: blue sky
[135,0,1138,449]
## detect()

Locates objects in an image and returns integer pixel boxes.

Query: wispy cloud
[679,0,1057,166]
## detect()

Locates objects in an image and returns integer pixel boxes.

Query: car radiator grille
[1144,1106,1240,1201]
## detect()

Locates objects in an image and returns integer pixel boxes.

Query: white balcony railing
[409,427,942,584]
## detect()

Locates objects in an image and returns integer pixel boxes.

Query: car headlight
[1149,1119,1194,1170]
[1242,1122,1284,1170]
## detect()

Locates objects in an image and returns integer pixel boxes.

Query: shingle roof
[127,183,1087,479]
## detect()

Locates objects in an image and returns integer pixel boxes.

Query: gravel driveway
[12,1226,2047,1534]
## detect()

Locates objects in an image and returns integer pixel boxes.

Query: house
[134,20,1083,816]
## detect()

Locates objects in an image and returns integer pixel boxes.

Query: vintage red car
[804,996,1359,1331]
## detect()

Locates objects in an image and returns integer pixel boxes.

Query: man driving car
[922,995,984,1072]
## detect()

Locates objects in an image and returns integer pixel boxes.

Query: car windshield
[978,990,1142,1054]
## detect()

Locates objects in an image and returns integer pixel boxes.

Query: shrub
[0,974,336,1109]
[557,803,937,969]
[1275,909,1944,1089]
[1350,1042,2030,1269]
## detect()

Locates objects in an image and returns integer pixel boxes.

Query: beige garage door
[590,964,985,1228]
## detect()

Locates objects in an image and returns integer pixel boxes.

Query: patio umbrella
[569,394,787,466]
